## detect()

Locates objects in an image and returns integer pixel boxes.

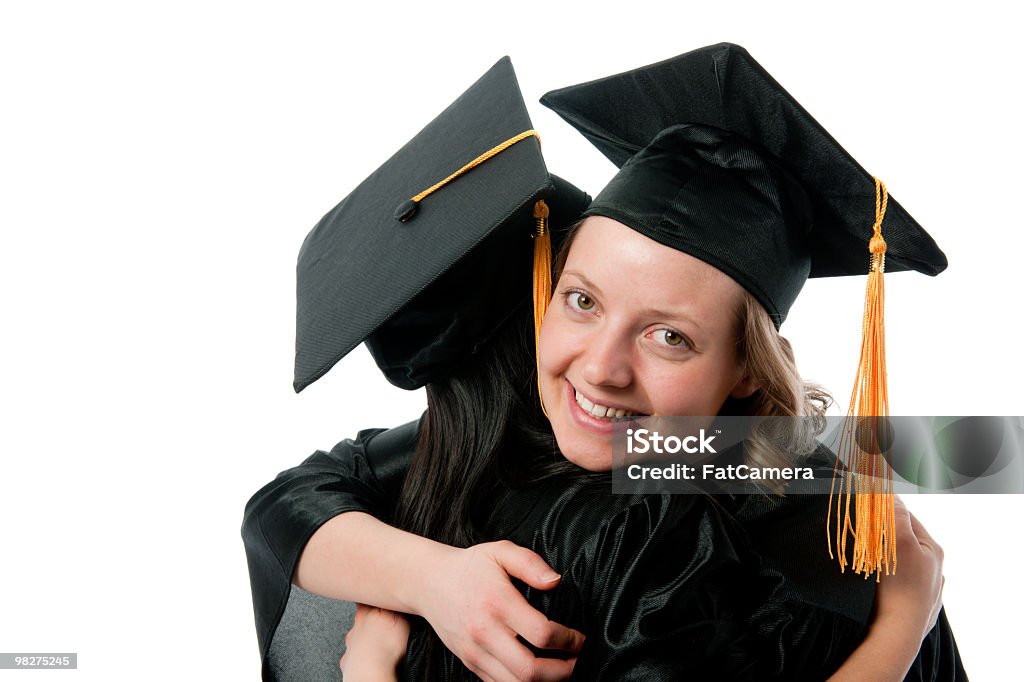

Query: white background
[1,1,1021,679]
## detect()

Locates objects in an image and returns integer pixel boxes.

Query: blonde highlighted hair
[733,290,832,487]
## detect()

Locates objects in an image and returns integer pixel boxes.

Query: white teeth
[574,389,638,420]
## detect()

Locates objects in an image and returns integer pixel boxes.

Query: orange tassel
[532,199,552,417]
[828,178,897,580]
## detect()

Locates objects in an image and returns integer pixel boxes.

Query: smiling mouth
[572,387,645,421]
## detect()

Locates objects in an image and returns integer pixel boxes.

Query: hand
[875,496,945,644]
[827,497,946,681]
[340,603,410,682]
[417,540,585,682]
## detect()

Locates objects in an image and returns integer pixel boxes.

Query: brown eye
[652,329,689,349]
[569,292,595,311]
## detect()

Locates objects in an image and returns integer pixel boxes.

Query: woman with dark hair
[243,45,964,680]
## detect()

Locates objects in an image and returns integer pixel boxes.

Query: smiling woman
[540,216,759,471]
[242,45,966,681]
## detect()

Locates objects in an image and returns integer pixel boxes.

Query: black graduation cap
[540,42,947,327]
[542,43,947,577]
[294,57,591,392]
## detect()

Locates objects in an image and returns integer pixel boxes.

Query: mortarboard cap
[540,42,947,327]
[540,43,947,577]
[294,57,590,392]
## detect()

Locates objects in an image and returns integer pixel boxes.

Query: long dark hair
[392,300,583,678]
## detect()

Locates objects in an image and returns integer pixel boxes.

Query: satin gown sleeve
[240,418,419,678]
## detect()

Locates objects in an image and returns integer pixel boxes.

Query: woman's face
[538,216,758,471]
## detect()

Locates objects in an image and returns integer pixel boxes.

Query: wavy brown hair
[733,289,832,485]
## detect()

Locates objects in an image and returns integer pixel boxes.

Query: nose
[580,330,633,389]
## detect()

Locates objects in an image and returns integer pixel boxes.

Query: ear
[730,374,760,400]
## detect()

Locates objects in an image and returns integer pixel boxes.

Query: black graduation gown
[242,419,968,680]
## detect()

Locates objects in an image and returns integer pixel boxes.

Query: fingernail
[540,570,561,582]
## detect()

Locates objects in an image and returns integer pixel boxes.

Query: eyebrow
[563,270,605,299]
[561,269,706,334]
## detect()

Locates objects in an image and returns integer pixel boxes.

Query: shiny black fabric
[241,422,417,679]
[242,421,968,680]
[539,43,948,327]
[579,124,814,325]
